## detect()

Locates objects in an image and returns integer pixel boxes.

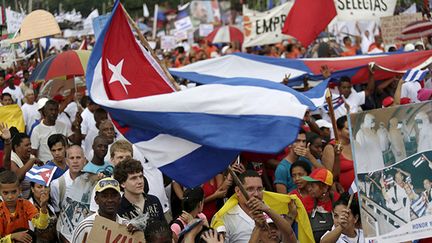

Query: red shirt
[302,192,340,214]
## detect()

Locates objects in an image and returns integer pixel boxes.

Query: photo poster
[349,101,432,242]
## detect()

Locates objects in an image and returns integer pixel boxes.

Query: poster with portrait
[351,101,432,242]
[188,0,221,27]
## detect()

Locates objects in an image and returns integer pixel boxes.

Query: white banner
[161,35,177,50]
[199,24,214,37]
[5,8,25,34]
[175,16,193,32]
[243,2,293,48]
[335,0,397,20]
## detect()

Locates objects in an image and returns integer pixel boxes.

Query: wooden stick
[228,166,250,201]
[37,39,44,62]
[347,193,355,208]
[325,88,339,143]
[121,4,181,91]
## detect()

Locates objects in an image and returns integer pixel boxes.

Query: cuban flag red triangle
[99,1,174,100]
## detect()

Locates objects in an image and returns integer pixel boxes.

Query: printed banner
[243,2,294,48]
[351,101,432,242]
[5,8,25,34]
[160,35,177,50]
[335,0,397,20]
[88,216,145,243]
[174,16,193,32]
[199,24,214,37]
[380,13,423,45]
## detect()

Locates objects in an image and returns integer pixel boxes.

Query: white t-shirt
[3,86,24,106]
[81,108,98,160]
[321,227,364,243]
[321,90,365,122]
[50,170,74,213]
[21,102,40,133]
[220,205,255,243]
[30,120,72,162]
[401,81,421,103]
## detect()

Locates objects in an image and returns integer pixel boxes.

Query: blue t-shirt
[45,161,68,180]
[82,161,113,175]
[274,159,296,192]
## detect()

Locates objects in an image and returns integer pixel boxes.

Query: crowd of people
[0,23,432,243]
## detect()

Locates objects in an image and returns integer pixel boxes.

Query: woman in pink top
[170,187,208,237]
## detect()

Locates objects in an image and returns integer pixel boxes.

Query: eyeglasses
[245,187,264,193]
[98,179,119,188]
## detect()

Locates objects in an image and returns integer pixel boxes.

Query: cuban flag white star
[107,59,131,94]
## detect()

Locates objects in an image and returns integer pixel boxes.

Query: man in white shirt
[219,170,265,243]
[80,98,100,160]
[51,145,87,213]
[401,81,422,103]
[21,90,40,133]
[322,66,376,122]
[71,177,129,243]
[30,99,81,162]
[2,76,24,106]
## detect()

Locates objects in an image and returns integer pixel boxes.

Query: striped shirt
[71,212,128,243]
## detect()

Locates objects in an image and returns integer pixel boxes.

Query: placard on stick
[88,215,145,243]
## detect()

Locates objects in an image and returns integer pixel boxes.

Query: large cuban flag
[170,51,432,87]
[87,1,321,187]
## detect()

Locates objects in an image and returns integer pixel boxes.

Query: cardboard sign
[88,216,145,243]
[335,0,397,21]
[380,13,423,45]
[351,101,432,242]
[243,2,293,48]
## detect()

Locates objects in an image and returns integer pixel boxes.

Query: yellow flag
[0,104,25,132]
[211,191,315,243]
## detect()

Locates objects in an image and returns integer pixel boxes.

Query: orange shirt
[0,199,39,236]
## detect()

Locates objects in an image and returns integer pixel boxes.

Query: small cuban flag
[403,69,429,82]
[25,165,57,186]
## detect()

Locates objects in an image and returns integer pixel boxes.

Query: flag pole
[121,4,181,91]
[228,166,250,201]
[325,88,339,143]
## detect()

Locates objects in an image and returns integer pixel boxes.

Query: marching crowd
[0,33,432,243]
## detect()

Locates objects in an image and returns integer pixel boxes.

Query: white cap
[404,43,415,52]
[315,119,332,129]
[37,98,49,110]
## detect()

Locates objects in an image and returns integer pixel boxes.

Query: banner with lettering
[335,0,397,21]
[243,2,294,48]
[88,216,145,243]
[5,7,25,34]
[380,13,423,45]
[351,101,432,242]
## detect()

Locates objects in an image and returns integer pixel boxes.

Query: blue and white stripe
[25,165,57,186]
[403,69,429,82]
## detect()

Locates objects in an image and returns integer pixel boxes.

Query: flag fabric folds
[0,104,25,132]
[282,0,337,47]
[211,191,315,243]
[25,165,58,186]
[403,69,429,82]
[170,51,432,87]
[86,1,314,187]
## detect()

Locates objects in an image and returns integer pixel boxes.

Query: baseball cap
[302,168,333,186]
[5,74,14,81]
[315,119,332,129]
[400,97,411,105]
[94,178,121,193]
[418,88,432,102]
[382,96,394,107]
[37,98,49,110]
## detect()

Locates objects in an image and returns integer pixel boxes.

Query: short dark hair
[306,132,320,145]
[1,93,12,100]
[339,76,351,85]
[336,115,347,130]
[333,192,360,219]
[343,36,351,43]
[238,170,261,184]
[290,160,312,176]
[144,220,172,243]
[113,158,143,185]
[182,187,204,213]
[44,99,58,108]
[0,170,19,185]
[47,134,68,149]
[298,128,306,136]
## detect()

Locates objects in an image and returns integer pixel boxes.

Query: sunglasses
[98,179,119,188]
